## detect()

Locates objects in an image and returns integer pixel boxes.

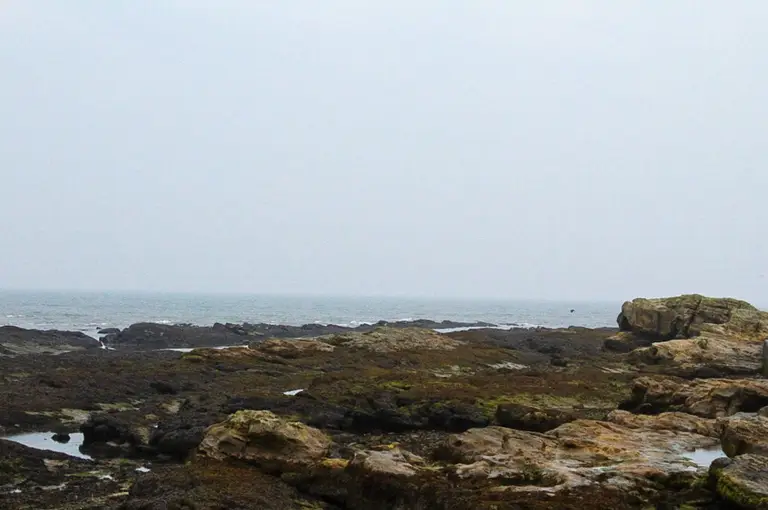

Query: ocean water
[0,290,619,337]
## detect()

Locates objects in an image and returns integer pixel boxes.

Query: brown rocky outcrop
[348,448,425,478]
[0,326,100,356]
[441,420,718,495]
[616,295,768,374]
[622,377,768,417]
[255,338,335,357]
[607,409,719,437]
[326,327,464,353]
[495,402,574,432]
[719,414,768,457]
[618,295,768,340]
[198,410,331,472]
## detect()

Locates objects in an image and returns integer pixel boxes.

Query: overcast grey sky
[1,2,766,301]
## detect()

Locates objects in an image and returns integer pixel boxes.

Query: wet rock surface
[0,438,147,509]
[0,326,100,356]
[440,418,718,496]
[4,294,768,509]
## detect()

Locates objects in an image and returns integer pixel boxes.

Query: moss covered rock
[710,454,768,508]
[327,327,464,353]
[198,410,331,472]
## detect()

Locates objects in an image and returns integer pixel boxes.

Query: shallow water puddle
[684,447,726,468]
[163,345,246,353]
[2,432,92,460]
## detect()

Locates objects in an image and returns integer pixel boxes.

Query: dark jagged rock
[104,322,246,350]
[225,392,489,434]
[150,381,178,395]
[98,327,121,335]
[118,460,324,510]
[105,319,499,350]
[692,366,725,379]
[0,439,123,508]
[446,326,618,363]
[150,420,208,460]
[81,413,142,447]
[550,354,569,367]
[0,325,100,356]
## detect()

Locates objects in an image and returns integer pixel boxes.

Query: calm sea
[0,290,619,337]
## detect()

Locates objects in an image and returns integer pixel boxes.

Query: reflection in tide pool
[684,447,726,468]
[3,432,91,460]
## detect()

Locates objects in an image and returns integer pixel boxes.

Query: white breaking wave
[341,320,374,327]
[434,323,544,333]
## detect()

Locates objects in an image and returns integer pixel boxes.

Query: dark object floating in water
[52,433,71,443]
[570,309,575,313]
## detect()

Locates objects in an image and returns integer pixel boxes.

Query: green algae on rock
[198,410,332,472]
[325,326,464,352]
[710,455,768,509]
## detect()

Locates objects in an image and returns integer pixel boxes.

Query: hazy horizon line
[0,286,731,305]
[0,286,634,303]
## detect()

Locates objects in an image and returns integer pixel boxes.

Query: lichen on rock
[198,410,331,472]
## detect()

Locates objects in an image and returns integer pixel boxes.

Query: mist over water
[0,290,619,336]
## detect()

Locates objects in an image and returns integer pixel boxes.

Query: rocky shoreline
[1,294,767,509]
[0,320,502,357]
[98,319,501,351]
